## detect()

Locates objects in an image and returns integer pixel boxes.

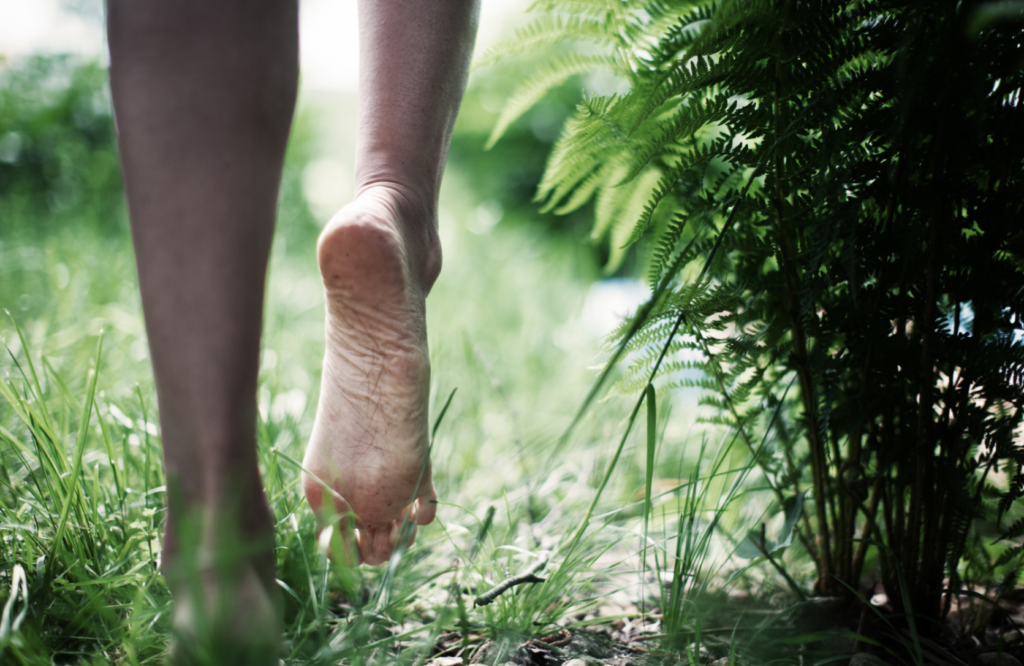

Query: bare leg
[107,0,297,660]
[301,0,480,565]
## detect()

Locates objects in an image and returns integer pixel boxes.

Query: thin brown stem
[908,214,937,607]
[771,21,832,591]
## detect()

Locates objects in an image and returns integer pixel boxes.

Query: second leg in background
[107,0,298,662]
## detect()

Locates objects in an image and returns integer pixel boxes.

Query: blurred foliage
[0,54,321,249]
[0,55,124,238]
[451,69,576,218]
[488,0,1024,631]
[452,58,638,275]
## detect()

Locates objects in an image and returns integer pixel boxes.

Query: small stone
[977,653,1023,666]
[563,660,589,666]
[427,658,463,666]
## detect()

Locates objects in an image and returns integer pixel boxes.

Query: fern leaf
[474,15,619,71]
[486,53,620,149]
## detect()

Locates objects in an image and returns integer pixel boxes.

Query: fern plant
[484,0,1024,626]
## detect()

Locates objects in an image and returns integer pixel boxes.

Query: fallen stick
[473,559,548,607]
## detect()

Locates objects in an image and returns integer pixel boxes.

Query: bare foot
[302,184,440,566]
[168,561,280,665]
[164,489,281,664]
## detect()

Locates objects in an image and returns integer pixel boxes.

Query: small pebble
[977,653,1023,666]
[563,660,589,666]
[427,658,463,666]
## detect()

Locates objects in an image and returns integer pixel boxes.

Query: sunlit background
[0,0,529,91]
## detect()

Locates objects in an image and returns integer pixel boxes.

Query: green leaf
[735,529,764,560]
[771,490,806,553]
[486,53,619,149]
[642,384,657,577]
[49,332,103,568]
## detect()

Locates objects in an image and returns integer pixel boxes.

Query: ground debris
[474,559,549,607]
[439,581,1024,666]
[427,659,465,666]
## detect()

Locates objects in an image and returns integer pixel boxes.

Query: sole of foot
[302,184,440,566]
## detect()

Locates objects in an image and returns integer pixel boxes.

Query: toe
[416,486,438,525]
[357,529,388,565]
[318,523,360,567]
[389,505,420,548]
[372,527,396,561]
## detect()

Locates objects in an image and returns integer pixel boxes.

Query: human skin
[302,0,481,566]
[106,0,478,659]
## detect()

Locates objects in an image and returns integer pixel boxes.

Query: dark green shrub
[0,56,125,237]
[487,0,1024,626]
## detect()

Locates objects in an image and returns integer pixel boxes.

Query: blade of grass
[559,313,687,565]
[431,387,458,442]
[0,365,70,491]
[48,332,102,574]
[0,563,29,643]
[4,311,54,434]
[853,539,923,666]
[469,505,496,563]
[94,398,126,515]
[642,383,657,612]
[135,385,152,510]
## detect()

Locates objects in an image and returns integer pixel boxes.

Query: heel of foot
[167,564,281,666]
[319,217,410,298]
[319,187,441,292]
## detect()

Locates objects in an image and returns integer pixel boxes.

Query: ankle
[162,469,275,559]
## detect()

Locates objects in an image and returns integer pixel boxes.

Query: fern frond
[535,94,625,211]
[621,92,736,185]
[604,168,665,271]
[994,544,1024,568]
[473,15,620,70]
[486,53,621,149]
[999,515,1024,542]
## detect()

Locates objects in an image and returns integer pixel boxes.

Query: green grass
[0,93,784,665]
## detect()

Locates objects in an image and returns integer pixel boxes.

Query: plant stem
[770,6,832,593]
[757,524,808,602]
[908,214,937,611]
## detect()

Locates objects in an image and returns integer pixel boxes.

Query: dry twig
[473,559,548,607]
